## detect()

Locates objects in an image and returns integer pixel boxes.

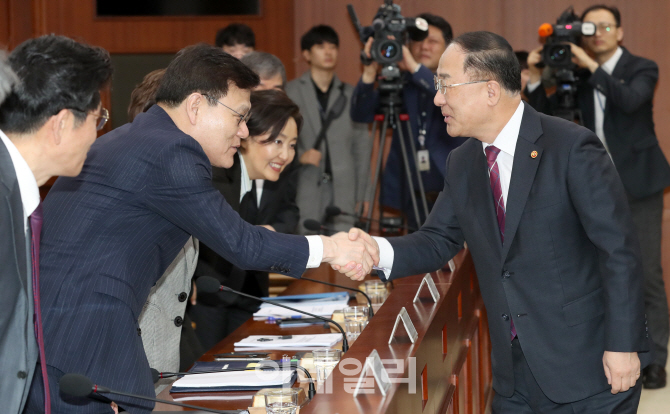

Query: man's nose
[238,120,249,139]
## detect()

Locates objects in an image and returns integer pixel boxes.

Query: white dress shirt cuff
[372,236,394,277]
[526,80,541,93]
[305,235,323,268]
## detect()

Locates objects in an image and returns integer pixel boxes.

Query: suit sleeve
[407,64,436,94]
[350,79,379,123]
[144,138,309,278]
[588,59,658,114]
[566,130,647,352]
[382,154,465,280]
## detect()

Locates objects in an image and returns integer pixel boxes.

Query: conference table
[154,247,492,413]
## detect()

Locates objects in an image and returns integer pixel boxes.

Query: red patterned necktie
[484,146,517,340]
[30,202,51,413]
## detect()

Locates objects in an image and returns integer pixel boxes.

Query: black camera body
[348,1,428,67]
[541,8,595,69]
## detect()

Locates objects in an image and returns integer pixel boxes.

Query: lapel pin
[530,150,538,159]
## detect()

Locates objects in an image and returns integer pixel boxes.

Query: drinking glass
[264,388,300,414]
[312,349,342,383]
[343,306,369,342]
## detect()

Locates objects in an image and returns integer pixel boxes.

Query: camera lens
[379,40,398,60]
[547,45,569,63]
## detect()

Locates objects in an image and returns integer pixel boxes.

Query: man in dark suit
[342,31,650,413]
[30,44,376,414]
[0,36,112,414]
[525,4,670,389]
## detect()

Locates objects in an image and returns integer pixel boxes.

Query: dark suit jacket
[38,106,309,413]
[196,152,299,307]
[350,65,468,214]
[381,103,650,403]
[0,138,38,414]
[526,47,670,199]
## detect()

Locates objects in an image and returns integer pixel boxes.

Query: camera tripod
[358,74,429,233]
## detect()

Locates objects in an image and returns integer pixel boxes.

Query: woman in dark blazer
[189,89,303,350]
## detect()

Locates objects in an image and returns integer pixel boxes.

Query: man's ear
[301,49,311,64]
[49,109,71,146]
[185,93,202,125]
[487,81,502,106]
[617,27,624,43]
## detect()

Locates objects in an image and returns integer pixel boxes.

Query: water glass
[344,306,369,342]
[312,348,342,383]
[264,388,299,414]
[364,280,388,308]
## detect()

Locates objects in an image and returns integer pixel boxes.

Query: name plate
[388,307,418,344]
[413,273,440,303]
[353,349,392,397]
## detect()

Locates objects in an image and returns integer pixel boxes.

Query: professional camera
[539,7,595,69]
[347,1,428,66]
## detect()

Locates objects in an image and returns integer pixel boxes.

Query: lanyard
[417,93,429,149]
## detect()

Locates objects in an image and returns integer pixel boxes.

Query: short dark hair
[450,31,521,93]
[418,13,453,44]
[580,4,621,27]
[247,90,303,145]
[515,51,529,71]
[215,23,256,48]
[155,43,260,108]
[300,25,339,51]
[0,35,112,134]
[241,52,286,88]
[128,68,165,122]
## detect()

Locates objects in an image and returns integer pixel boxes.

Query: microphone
[196,276,349,352]
[326,205,419,232]
[152,365,316,400]
[303,218,330,234]
[300,277,374,317]
[59,373,240,414]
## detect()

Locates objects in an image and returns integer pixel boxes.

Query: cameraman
[350,13,467,228]
[525,4,670,390]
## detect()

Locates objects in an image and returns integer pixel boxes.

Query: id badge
[417,149,430,172]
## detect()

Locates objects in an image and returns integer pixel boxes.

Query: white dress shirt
[593,47,622,151]
[374,101,526,277]
[0,129,40,234]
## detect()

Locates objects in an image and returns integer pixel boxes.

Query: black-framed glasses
[434,75,491,95]
[203,94,251,126]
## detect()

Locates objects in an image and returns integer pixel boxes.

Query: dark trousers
[492,338,642,414]
[188,303,253,351]
[628,190,669,367]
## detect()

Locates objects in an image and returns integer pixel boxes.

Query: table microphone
[152,365,316,400]
[58,373,242,414]
[303,219,331,235]
[196,276,349,352]
[300,277,374,317]
[326,205,418,232]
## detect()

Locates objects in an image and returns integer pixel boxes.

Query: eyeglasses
[95,107,109,131]
[594,23,617,33]
[203,94,252,126]
[68,107,109,131]
[434,76,491,95]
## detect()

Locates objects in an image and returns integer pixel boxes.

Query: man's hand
[527,47,544,85]
[361,37,379,84]
[602,351,640,394]
[569,43,599,73]
[398,45,419,74]
[300,149,322,167]
[321,229,379,280]
[330,228,380,281]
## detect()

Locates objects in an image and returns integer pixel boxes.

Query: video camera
[347,1,428,66]
[538,7,596,69]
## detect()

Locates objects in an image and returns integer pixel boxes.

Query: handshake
[319,229,380,280]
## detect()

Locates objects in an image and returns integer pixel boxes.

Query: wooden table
[155,247,492,413]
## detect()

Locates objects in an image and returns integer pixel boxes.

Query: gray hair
[240,51,286,88]
[0,51,18,105]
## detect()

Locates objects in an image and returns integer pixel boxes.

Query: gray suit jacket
[138,236,198,374]
[0,138,38,414]
[286,72,372,233]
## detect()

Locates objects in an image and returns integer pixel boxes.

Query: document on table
[234,333,341,349]
[170,369,296,393]
[253,292,349,320]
